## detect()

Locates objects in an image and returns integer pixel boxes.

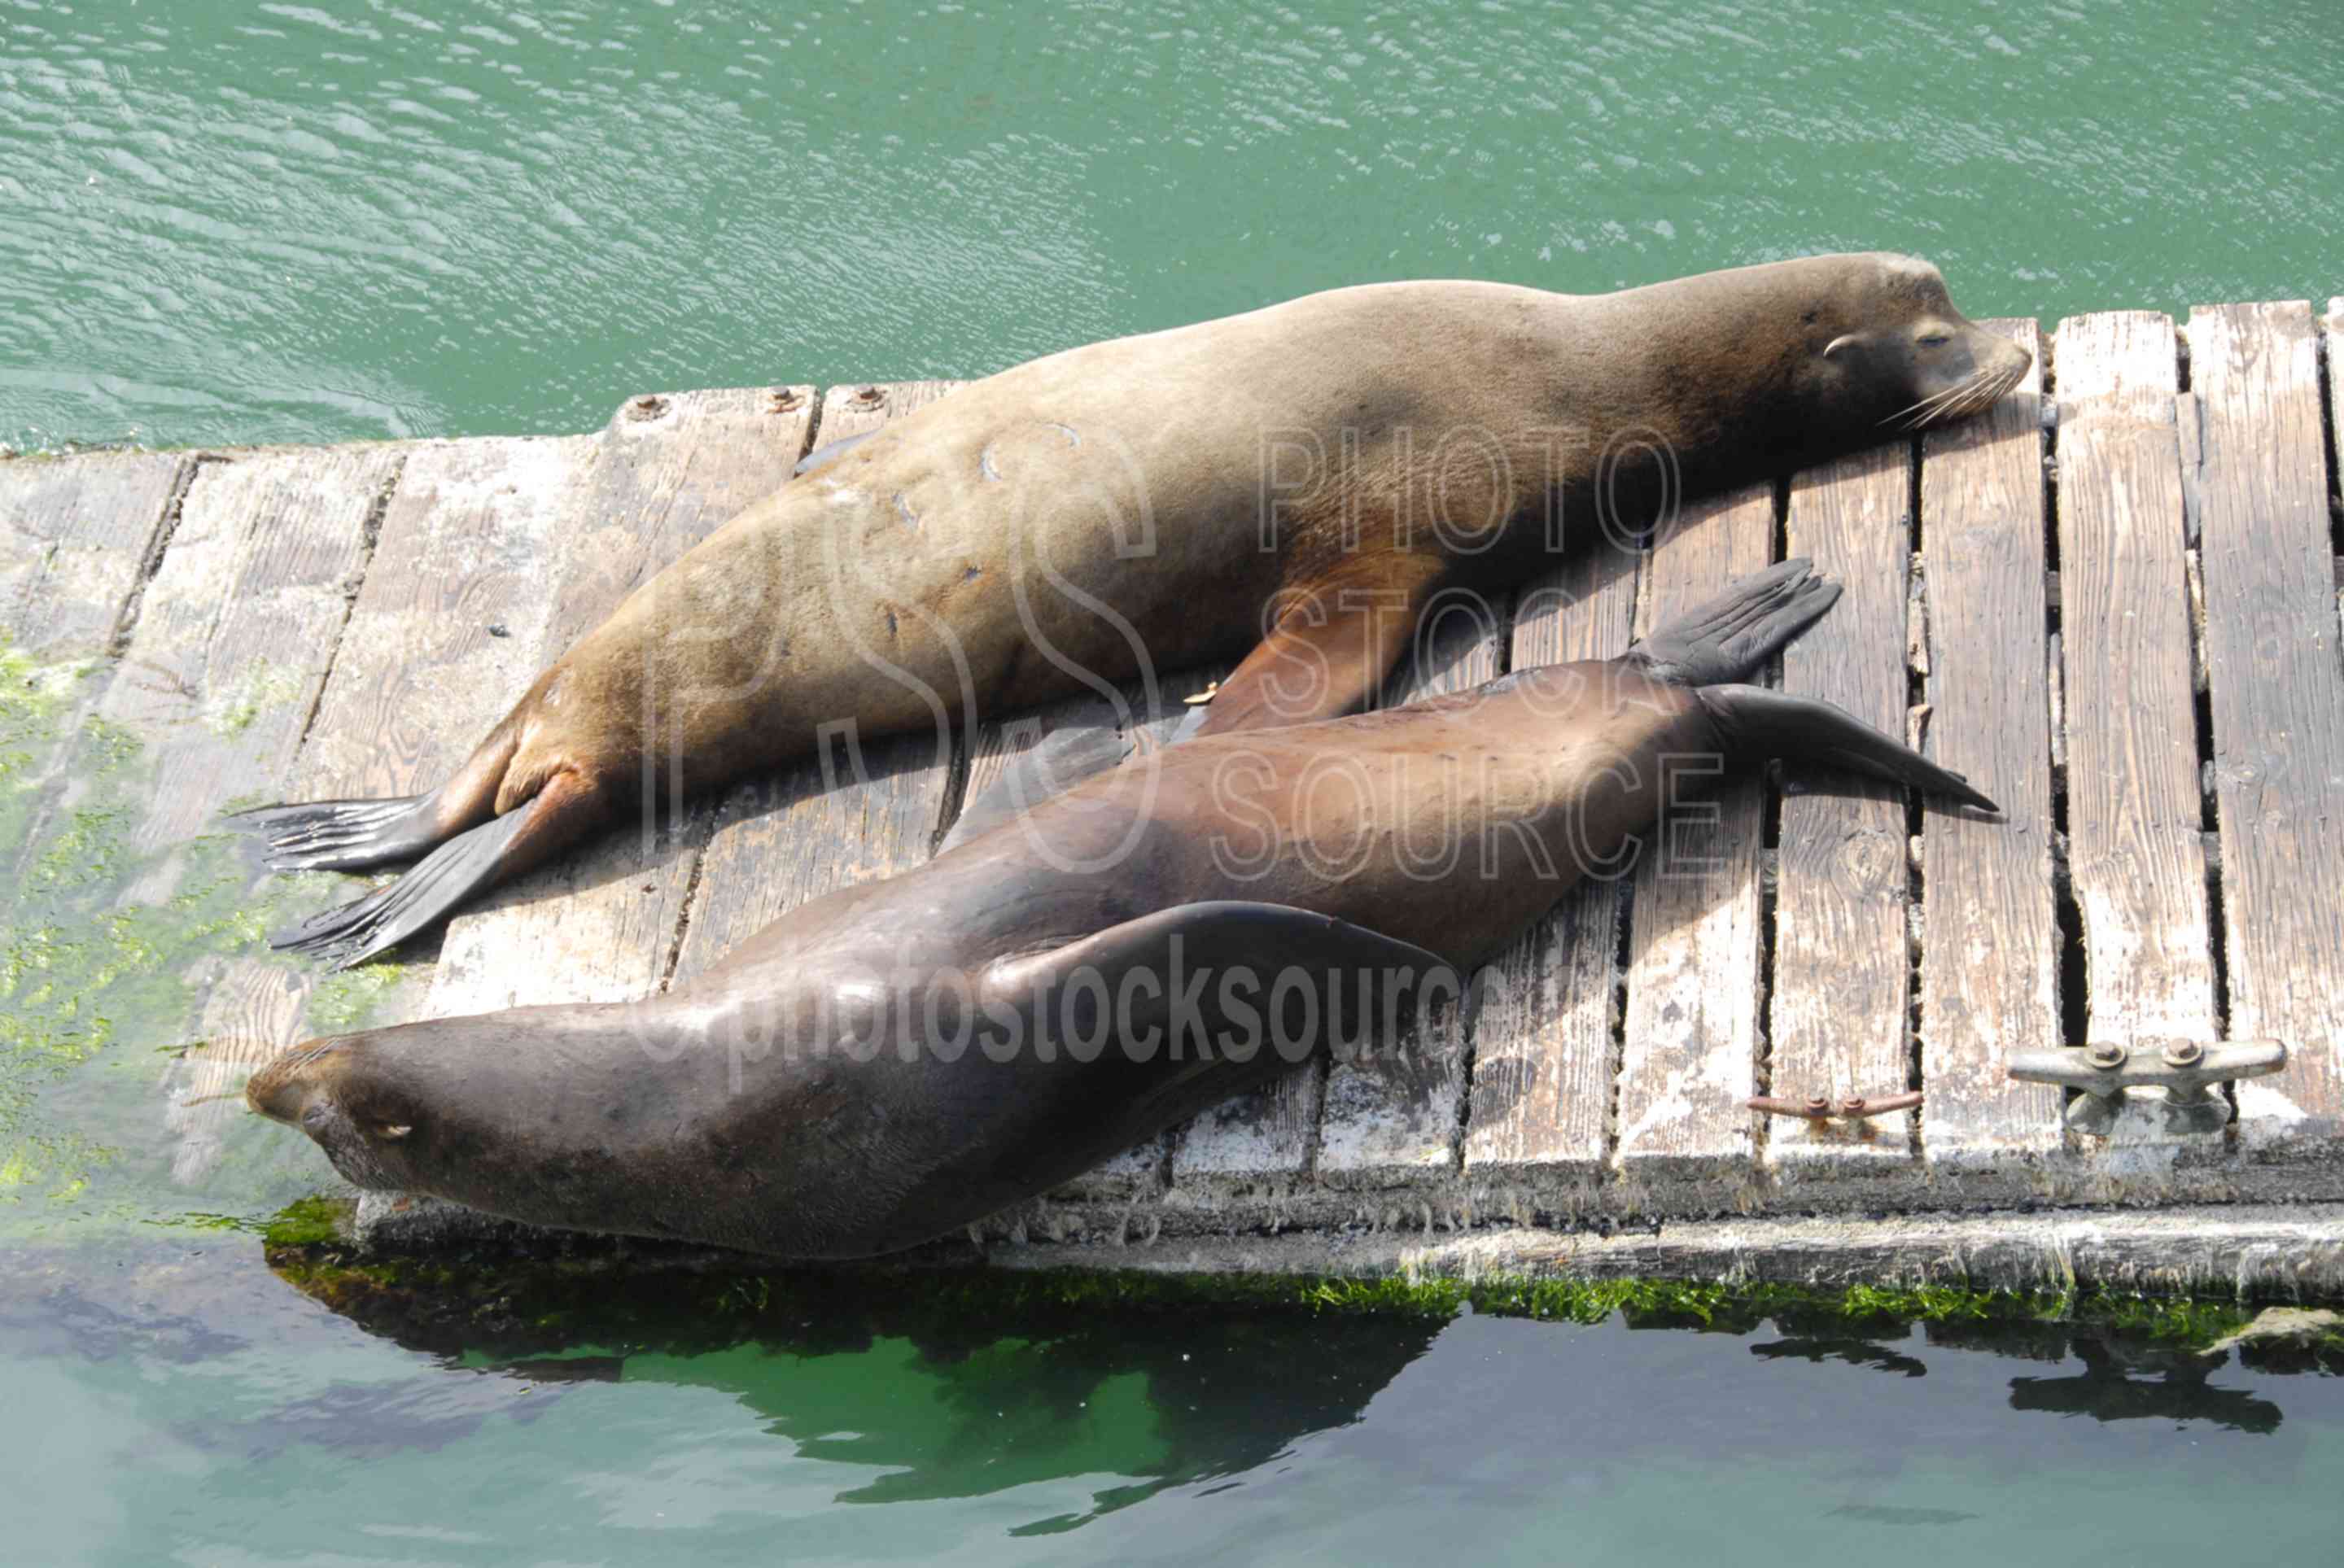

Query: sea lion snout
[246,1041,411,1190]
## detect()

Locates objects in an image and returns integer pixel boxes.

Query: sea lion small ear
[1823,332,1870,360]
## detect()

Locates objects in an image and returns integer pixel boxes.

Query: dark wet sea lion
[247,561,1997,1258]
[238,253,2027,967]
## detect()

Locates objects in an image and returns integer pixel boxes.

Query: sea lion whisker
[1891,382,1971,431]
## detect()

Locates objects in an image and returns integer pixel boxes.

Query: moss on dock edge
[263,1197,2344,1361]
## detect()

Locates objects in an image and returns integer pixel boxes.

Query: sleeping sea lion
[246,560,1997,1256]
[238,253,2027,967]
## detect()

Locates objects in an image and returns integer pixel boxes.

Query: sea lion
[238,253,2027,967]
[247,560,1997,1258]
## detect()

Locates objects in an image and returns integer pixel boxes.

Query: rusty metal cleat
[1747,1090,1923,1122]
[2006,1038,2288,1137]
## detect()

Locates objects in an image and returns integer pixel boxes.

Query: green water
[2,0,2338,452]
[6,0,2344,1556]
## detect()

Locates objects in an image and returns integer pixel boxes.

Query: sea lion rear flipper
[1628,557,1841,687]
[268,771,602,968]
[230,792,449,873]
[1698,684,1999,815]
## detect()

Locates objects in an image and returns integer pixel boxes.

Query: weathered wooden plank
[2192,302,2344,1154]
[1769,443,1918,1186]
[1614,482,1774,1209]
[667,381,965,985]
[86,445,404,1181]
[106,448,406,857]
[1918,318,2064,1178]
[1315,591,1511,1189]
[2051,312,2220,1146]
[291,435,601,806]
[289,432,603,1037]
[427,387,816,1015]
[0,449,192,659]
[1463,544,1642,1204]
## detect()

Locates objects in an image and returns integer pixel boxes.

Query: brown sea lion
[246,560,1997,1258]
[237,255,2027,966]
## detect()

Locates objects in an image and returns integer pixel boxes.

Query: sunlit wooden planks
[1769,443,1922,1190]
[2191,302,2344,1156]
[1916,319,2063,1182]
[1612,483,1774,1210]
[2049,313,2219,1149]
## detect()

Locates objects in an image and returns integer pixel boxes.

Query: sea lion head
[1803,252,2032,433]
[247,1035,425,1192]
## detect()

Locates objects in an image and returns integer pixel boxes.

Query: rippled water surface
[9,1246,2344,1563]
[3,0,2338,450]
[6,1,2343,1557]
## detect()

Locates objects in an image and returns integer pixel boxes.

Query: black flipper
[938,721,1134,856]
[937,701,1217,857]
[230,792,448,873]
[1628,557,1841,687]
[977,902,1464,1173]
[1698,684,2000,814]
[794,429,877,477]
[269,795,546,968]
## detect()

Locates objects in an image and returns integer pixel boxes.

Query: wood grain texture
[2191,302,2344,1153]
[1462,544,1642,1196]
[104,447,405,856]
[291,435,601,804]
[1315,589,1511,1187]
[667,381,967,986]
[1614,483,1773,1207]
[1918,318,2064,1175]
[1770,443,1918,1181]
[2050,313,2220,1145]
[427,387,816,1015]
[100,445,402,1184]
[289,433,602,1029]
[0,449,191,659]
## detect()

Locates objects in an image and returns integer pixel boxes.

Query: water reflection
[7,1240,2342,1557]
[267,1253,1444,1529]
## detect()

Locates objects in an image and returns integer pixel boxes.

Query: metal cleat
[2006,1039,2289,1137]
[1747,1090,1922,1122]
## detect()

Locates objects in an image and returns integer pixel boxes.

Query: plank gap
[2040,330,2090,1060]
[285,448,410,767]
[2318,314,2342,566]
[2175,347,2233,1047]
[1902,466,1927,1156]
[105,451,210,658]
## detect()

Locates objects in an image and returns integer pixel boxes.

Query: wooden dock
[10,300,2344,1286]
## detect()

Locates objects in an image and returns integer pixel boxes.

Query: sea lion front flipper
[1188,561,1444,737]
[1698,684,1999,815]
[938,698,1223,856]
[268,770,605,968]
[936,720,1134,856]
[980,901,1463,1144]
[793,429,877,477]
[1627,557,1842,687]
